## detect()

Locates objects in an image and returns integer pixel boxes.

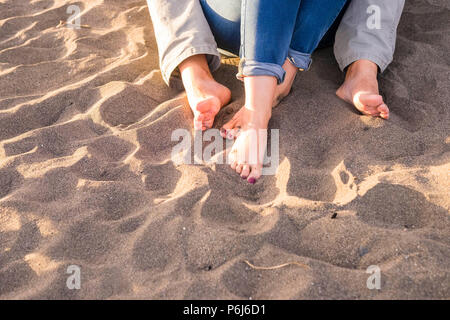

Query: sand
[0,0,449,299]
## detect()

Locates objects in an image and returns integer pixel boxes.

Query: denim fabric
[148,0,404,85]
[200,0,348,83]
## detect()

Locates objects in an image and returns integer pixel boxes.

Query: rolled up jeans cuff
[287,49,312,71]
[237,59,286,84]
[161,45,221,87]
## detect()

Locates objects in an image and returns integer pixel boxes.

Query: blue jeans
[200,0,348,83]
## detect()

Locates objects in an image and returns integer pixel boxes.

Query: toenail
[248,178,256,184]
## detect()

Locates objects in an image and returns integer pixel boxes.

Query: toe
[378,104,389,119]
[235,163,243,175]
[222,123,243,140]
[220,127,228,138]
[367,109,380,117]
[226,127,241,140]
[194,97,221,130]
[247,165,262,184]
[355,94,386,117]
[222,117,238,130]
[378,104,389,113]
[220,120,237,138]
[203,117,214,130]
[361,104,381,117]
[227,148,237,165]
[194,119,203,131]
[222,108,243,132]
[241,164,250,179]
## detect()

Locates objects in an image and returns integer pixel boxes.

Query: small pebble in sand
[358,247,369,257]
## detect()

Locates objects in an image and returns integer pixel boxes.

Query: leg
[334,0,405,119]
[147,0,231,130]
[199,0,242,56]
[229,0,347,183]
[229,76,276,183]
[288,0,349,70]
[220,59,296,142]
[278,0,349,111]
[277,0,349,105]
[179,55,231,130]
[201,0,298,110]
[223,0,348,141]
[228,0,302,182]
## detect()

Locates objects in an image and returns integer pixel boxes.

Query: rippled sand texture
[0,0,449,299]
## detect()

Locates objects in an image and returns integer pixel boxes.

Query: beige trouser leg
[146,0,221,86]
[334,0,405,72]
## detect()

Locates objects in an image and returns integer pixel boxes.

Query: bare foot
[336,59,389,119]
[228,76,275,183]
[179,55,231,130]
[229,116,268,183]
[221,59,297,139]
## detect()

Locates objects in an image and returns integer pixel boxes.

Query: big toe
[378,103,390,119]
[247,165,262,184]
[194,112,211,131]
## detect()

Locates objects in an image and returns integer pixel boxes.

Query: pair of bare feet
[179,55,389,184]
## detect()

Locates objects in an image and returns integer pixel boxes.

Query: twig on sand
[244,260,310,270]
[56,20,91,29]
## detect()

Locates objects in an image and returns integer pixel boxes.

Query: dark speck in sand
[359,247,369,257]
[331,212,338,219]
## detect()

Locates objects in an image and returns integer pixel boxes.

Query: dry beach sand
[0,0,449,299]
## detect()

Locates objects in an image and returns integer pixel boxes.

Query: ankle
[347,59,378,80]
[182,66,213,84]
[179,55,213,82]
